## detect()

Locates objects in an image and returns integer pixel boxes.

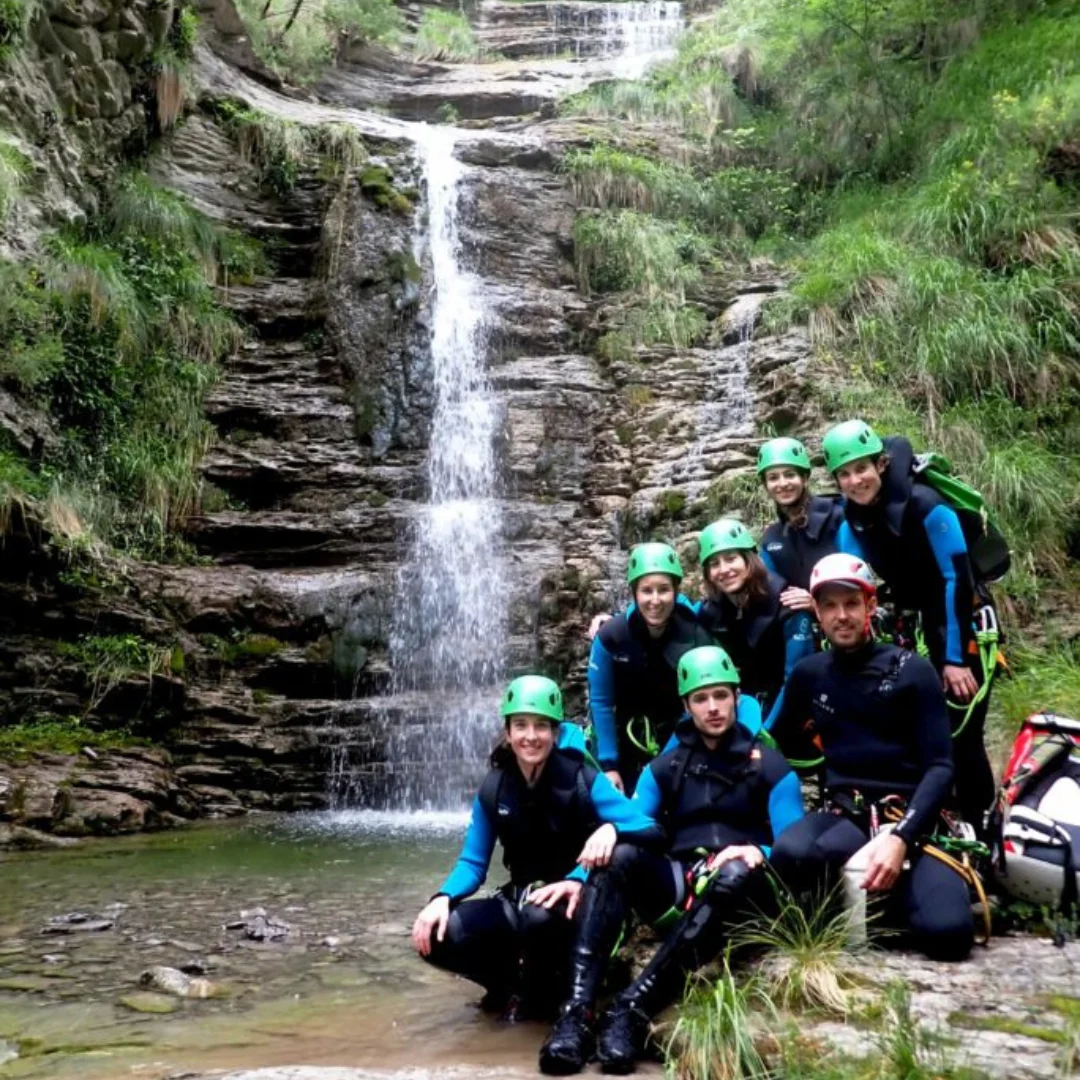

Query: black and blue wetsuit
[587,601,713,788]
[548,716,803,1031]
[760,494,845,590]
[425,732,663,1011]
[835,435,995,821]
[768,642,974,961]
[694,573,815,731]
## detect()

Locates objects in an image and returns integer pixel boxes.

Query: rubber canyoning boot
[539,868,629,1075]
[539,1002,594,1075]
[596,997,650,1075]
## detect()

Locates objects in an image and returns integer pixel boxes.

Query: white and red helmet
[809,554,877,597]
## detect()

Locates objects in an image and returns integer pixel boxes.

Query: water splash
[379,126,508,810]
[546,1,683,76]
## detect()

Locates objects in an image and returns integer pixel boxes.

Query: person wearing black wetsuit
[756,436,844,601]
[588,542,713,793]
[769,554,974,962]
[825,419,997,828]
[695,518,815,731]
[540,646,804,1075]
[412,676,663,1020]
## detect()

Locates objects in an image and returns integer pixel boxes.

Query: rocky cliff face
[0,0,814,835]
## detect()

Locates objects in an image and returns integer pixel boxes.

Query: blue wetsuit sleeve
[765,613,815,731]
[437,795,495,901]
[836,520,869,561]
[923,503,975,666]
[659,729,679,755]
[766,771,805,852]
[588,635,619,769]
[680,595,700,615]
[558,722,588,756]
[631,765,664,820]
[737,695,763,736]
[760,546,778,575]
[567,863,588,883]
[588,770,665,847]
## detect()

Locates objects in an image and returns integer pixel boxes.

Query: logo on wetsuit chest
[817,692,835,715]
[497,804,511,816]
[766,542,784,552]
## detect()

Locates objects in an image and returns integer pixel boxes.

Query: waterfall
[545,1,683,74]
[379,126,508,810]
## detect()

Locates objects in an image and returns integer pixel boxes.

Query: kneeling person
[540,647,803,1075]
[412,676,663,1019]
[769,554,975,961]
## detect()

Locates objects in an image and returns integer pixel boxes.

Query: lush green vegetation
[414,8,489,62]
[564,0,1080,747]
[0,172,263,558]
[234,0,404,85]
[210,99,366,196]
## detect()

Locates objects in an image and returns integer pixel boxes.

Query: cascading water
[546,1,683,76]
[378,125,508,810]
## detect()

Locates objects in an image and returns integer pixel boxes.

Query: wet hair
[781,487,811,529]
[704,550,770,605]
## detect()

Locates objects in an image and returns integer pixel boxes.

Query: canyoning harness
[652,847,753,932]
[871,603,1004,739]
[829,791,992,945]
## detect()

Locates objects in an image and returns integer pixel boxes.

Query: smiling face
[705,551,750,596]
[686,684,738,742]
[506,714,556,770]
[813,583,876,650]
[834,456,886,506]
[763,466,808,509]
[633,573,677,628]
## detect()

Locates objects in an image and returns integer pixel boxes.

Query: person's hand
[604,769,625,794]
[578,824,617,870]
[412,895,450,956]
[527,879,584,919]
[860,833,907,892]
[779,587,814,612]
[943,664,978,703]
[588,613,613,640]
[709,844,765,872]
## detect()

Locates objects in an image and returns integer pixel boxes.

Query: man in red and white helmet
[767,554,974,961]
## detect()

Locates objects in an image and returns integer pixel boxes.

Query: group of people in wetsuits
[411,420,1001,1076]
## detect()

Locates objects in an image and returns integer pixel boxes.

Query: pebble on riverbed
[139,965,225,999]
[225,907,291,942]
[41,913,115,935]
[119,991,181,1014]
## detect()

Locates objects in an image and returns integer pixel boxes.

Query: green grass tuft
[414,8,487,62]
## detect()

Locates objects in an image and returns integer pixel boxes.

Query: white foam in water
[296,808,471,839]
[605,1,684,79]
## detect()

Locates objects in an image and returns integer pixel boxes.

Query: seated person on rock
[768,554,975,962]
[539,646,804,1076]
[823,418,998,832]
[694,518,815,732]
[587,543,713,793]
[411,675,664,1021]
[756,436,844,609]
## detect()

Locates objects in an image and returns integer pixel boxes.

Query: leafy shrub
[414,8,486,62]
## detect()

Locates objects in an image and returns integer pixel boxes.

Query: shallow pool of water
[0,813,552,1079]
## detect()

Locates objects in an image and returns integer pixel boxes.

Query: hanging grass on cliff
[0,174,263,558]
[414,8,489,62]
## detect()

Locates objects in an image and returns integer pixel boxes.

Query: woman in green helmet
[695,518,815,731]
[756,436,845,608]
[587,542,713,793]
[413,674,662,1021]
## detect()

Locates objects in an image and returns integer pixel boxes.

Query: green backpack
[912,452,1011,583]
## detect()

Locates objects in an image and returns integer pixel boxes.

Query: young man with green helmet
[588,542,712,793]
[823,419,998,832]
[413,674,663,1022]
[756,435,844,602]
[695,517,815,732]
[541,645,803,1075]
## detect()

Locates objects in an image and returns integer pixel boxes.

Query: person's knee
[609,841,644,878]
[914,915,974,962]
[704,859,753,897]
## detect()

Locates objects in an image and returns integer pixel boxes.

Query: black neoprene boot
[539,867,629,1075]
[596,997,650,1075]
[597,861,755,1074]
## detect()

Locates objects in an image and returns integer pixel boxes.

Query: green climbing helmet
[626,542,683,586]
[757,436,812,476]
[678,645,740,697]
[698,518,756,565]
[500,675,563,723]
[822,420,884,474]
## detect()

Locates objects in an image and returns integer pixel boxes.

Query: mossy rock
[0,976,49,993]
[366,492,388,508]
[118,992,180,1014]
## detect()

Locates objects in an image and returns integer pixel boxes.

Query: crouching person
[768,554,975,962]
[539,647,803,1075]
[412,675,663,1020]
